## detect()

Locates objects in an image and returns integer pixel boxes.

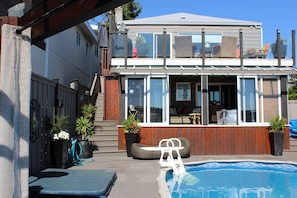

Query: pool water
[166,161,297,198]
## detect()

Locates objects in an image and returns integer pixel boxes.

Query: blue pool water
[166,161,297,198]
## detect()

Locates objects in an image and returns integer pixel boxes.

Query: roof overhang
[18,0,133,43]
[111,58,297,76]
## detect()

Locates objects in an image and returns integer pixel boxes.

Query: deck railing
[108,28,296,67]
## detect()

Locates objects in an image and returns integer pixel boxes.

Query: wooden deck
[118,126,289,155]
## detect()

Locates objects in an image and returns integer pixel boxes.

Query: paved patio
[69,150,297,198]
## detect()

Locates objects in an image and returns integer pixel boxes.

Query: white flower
[53,133,59,140]
[53,130,70,140]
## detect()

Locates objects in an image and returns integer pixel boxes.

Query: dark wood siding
[118,126,289,155]
[105,76,120,124]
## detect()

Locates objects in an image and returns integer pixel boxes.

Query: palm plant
[81,103,96,119]
[75,116,95,140]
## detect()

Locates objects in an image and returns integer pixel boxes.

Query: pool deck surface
[69,150,297,198]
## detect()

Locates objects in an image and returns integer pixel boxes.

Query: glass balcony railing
[108,29,296,62]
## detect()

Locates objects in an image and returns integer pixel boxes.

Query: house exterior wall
[31,44,46,76]
[31,24,100,87]
[118,126,290,155]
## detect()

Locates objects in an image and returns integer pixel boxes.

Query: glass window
[155,34,170,58]
[138,33,153,58]
[195,84,201,107]
[209,85,220,104]
[261,78,279,122]
[76,32,81,46]
[137,33,170,58]
[94,44,98,57]
[239,78,257,123]
[180,33,222,57]
[127,78,144,122]
[127,76,168,123]
[149,78,167,123]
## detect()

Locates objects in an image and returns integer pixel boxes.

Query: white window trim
[125,75,169,126]
[237,76,259,125]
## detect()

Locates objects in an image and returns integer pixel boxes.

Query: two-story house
[101,12,296,155]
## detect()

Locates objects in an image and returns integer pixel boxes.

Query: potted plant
[135,36,150,58]
[49,114,70,141]
[269,115,287,156]
[122,113,141,157]
[271,39,287,58]
[49,114,70,168]
[75,103,96,158]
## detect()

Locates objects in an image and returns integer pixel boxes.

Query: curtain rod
[16,0,74,35]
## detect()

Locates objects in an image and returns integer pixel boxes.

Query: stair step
[89,135,118,141]
[89,91,119,154]
[93,149,125,154]
[91,140,118,146]
[94,131,117,135]
[94,120,117,126]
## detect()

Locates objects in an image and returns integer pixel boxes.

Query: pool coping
[157,159,297,198]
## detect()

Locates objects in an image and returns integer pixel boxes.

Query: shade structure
[98,20,108,48]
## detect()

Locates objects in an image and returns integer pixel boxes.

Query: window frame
[125,75,169,125]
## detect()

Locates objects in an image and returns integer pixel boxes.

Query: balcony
[102,28,296,76]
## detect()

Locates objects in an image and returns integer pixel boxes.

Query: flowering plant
[269,115,287,132]
[122,114,141,133]
[53,130,70,141]
[49,114,70,140]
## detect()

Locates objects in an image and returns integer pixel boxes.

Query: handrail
[89,73,98,97]
[89,73,100,104]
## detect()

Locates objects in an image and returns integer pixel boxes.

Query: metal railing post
[292,29,296,66]
[239,29,243,68]
[202,28,205,67]
[163,28,167,67]
[277,29,281,67]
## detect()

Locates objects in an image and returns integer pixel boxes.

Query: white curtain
[0,24,31,198]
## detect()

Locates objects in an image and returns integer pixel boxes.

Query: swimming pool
[165,161,297,198]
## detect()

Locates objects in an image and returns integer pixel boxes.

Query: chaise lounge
[130,137,191,160]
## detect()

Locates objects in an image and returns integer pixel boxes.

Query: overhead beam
[18,0,132,43]
[0,0,22,16]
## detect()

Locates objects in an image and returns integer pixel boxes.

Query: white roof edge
[77,22,98,44]
[121,12,262,26]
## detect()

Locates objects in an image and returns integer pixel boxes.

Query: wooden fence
[29,73,89,174]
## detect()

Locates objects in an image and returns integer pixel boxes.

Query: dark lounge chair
[131,137,191,160]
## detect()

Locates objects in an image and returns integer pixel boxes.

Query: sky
[135,0,297,45]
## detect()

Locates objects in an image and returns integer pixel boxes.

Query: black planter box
[125,133,140,157]
[269,132,284,156]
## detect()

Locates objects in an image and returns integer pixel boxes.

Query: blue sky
[136,0,296,45]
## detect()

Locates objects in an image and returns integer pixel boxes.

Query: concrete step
[94,120,117,126]
[93,148,125,154]
[91,92,119,154]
